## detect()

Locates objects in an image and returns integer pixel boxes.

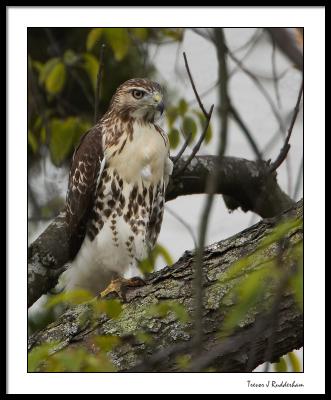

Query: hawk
[62,78,173,298]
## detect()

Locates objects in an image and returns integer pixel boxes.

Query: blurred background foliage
[28,27,210,226]
[28,28,303,372]
[28,26,202,334]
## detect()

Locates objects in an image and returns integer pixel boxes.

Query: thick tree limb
[28,155,294,308]
[29,200,303,372]
[267,28,303,71]
[167,155,294,215]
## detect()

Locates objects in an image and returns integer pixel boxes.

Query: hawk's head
[110,78,165,123]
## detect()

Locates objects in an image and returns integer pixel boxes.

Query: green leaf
[86,28,104,51]
[130,27,148,41]
[104,28,130,61]
[148,301,190,323]
[45,61,66,94]
[258,218,303,250]
[49,118,75,166]
[49,348,86,372]
[221,264,277,334]
[289,257,303,311]
[166,106,179,128]
[82,352,116,372]
[220,218,302,286]
[33,345,116,372]
[49,117,89,166]
[273,356,288,372]
[204,124,213,144]
[178,98,188,115]
[219,254,252,284]
[138,243,173,274]
[46,289,93,309]
[28,130,38,153]
[95,299,122,319]
[40,126,47,144]
[135,331,153,345]
[63,49,79,66]
[168,128,180,149]
[287,351,301,372]
[39,57,60,84]
[94,335,121,351]
[33,116,43,132]
[83,53,99,91]
[161,28,184,42]
[28,343,54,372]
[194,110,213,144]
[40,205,53,219]
[32,60,43,74]
[182,116,197,140]
[154,243,173,266]
[138,258,154,274]
[176,354,191,369]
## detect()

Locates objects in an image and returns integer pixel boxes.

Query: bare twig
[262,110,294,156]
[270,81,303,173]
[232,28,262,54]
[214,28,230,157]
[270,37,294,194]
[172,131,193,165]
[165,205,197,249]
[230,104,262,160]
[227,41,297,193]
[183,52,209,118]
[173,51,214,175]
[192,169,217,354]
[226,47,286,136]
[293,156,303,200]
[267,28,303,71]
[188,79,219,106]
[271,38,282,110]
[247,67,291,82]
[190,27,213,42]
[174,105,214,177]
[44,28,94,109]
[212,30,261,160]
[180,52,215,355]
[94,44,106,123]
[229,29,263,79]
[28,57,51,148]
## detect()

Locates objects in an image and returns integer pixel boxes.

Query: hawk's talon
[125,276,146,288]
[99,276,146,302]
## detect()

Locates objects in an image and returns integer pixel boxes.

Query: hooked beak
[153,92,165,115]
[156,100,165,115]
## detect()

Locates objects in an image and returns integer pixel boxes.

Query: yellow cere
[153,92,162,103]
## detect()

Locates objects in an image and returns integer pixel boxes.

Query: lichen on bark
[28,200,303,372]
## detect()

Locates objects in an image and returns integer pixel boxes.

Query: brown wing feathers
[65,125,103,259]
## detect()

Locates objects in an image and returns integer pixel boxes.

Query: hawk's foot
[99,276,146,302]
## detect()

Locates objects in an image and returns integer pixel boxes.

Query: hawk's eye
[132,89,145,99]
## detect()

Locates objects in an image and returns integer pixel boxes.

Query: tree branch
[270,80,303,173]
[183,52,209,118]
[29,200,303,372]
[28,155,295,308]
[94,43,106,123]
[266,28,303,71]
[214,28,230,157]
[174,106,214,176]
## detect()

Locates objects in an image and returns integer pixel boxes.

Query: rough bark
[28,200,303,372]
[28,155,294,308]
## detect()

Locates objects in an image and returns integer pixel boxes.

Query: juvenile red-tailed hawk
[62,78,173,297]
